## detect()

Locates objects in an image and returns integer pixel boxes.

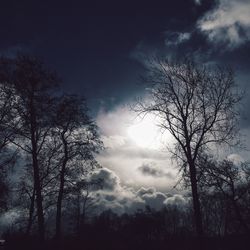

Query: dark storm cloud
[194,0,250,132]
[130,0,250,74]
[129,0,250,132]
[1,1,250,213]
[90,168,120,191]
[138,163,174,179]
[0,0,217,113]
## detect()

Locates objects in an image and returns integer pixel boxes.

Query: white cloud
[164,194,190,209]
[227,153,244,165]
[164,31,191,47]
[96,104,178,192]
[137,162,174,179]
[90,189,145,215]
[88,169,151,214]
[198,0,250,49]
[101,135,126,149]
[88,168,188,215]
[96,106,132,136]
[137,187,167,210]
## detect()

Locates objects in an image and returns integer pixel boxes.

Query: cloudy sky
[1,0,250,211]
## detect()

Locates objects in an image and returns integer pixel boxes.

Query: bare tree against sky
[135,59,242,238]
[53,94,102,239]
[0,55,59,242]
[0,80,18,212]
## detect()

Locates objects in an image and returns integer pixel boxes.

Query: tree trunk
[185,136,203,239]
[76,192,81,237]
[188,160,203,238]
[31,109,45,242]
[55,133,68,239]
[32,137,45,242]
[81,189,89,227]
[55,163,66,239]
[26,187,35,235]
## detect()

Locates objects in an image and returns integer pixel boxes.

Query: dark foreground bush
[3,234,250,250]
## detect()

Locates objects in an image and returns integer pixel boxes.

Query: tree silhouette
[53,94,102,239]
[0,79,18,212]
[0,55,59,242]
[135,59,242,238]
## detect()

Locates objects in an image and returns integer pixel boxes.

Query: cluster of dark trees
[5,187,250,250]
[43,157,249,250]
[1,56,250,250]
[0,55,103,243]
[78,197,250,250]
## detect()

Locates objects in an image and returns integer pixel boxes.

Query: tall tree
[0,55,59,241]
[135,59,242,238]
[0,74,18,211]
[53,95,102,239]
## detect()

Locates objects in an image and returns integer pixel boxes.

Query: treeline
[3,157,250,250]
[80,201,250,250]
[0,55,103,242]
[4,194,250,250]
[75,159,250,240]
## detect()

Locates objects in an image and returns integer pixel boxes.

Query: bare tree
[53,94,102,239]
[0,55,59,242]
[135,59,242,237]
[0,79,18,212]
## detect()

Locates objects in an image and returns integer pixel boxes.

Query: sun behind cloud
[127,114,162,149]
[127,113,173,150]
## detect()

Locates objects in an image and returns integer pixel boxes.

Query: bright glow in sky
[127,114,163,149]
[96,106,177,191]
